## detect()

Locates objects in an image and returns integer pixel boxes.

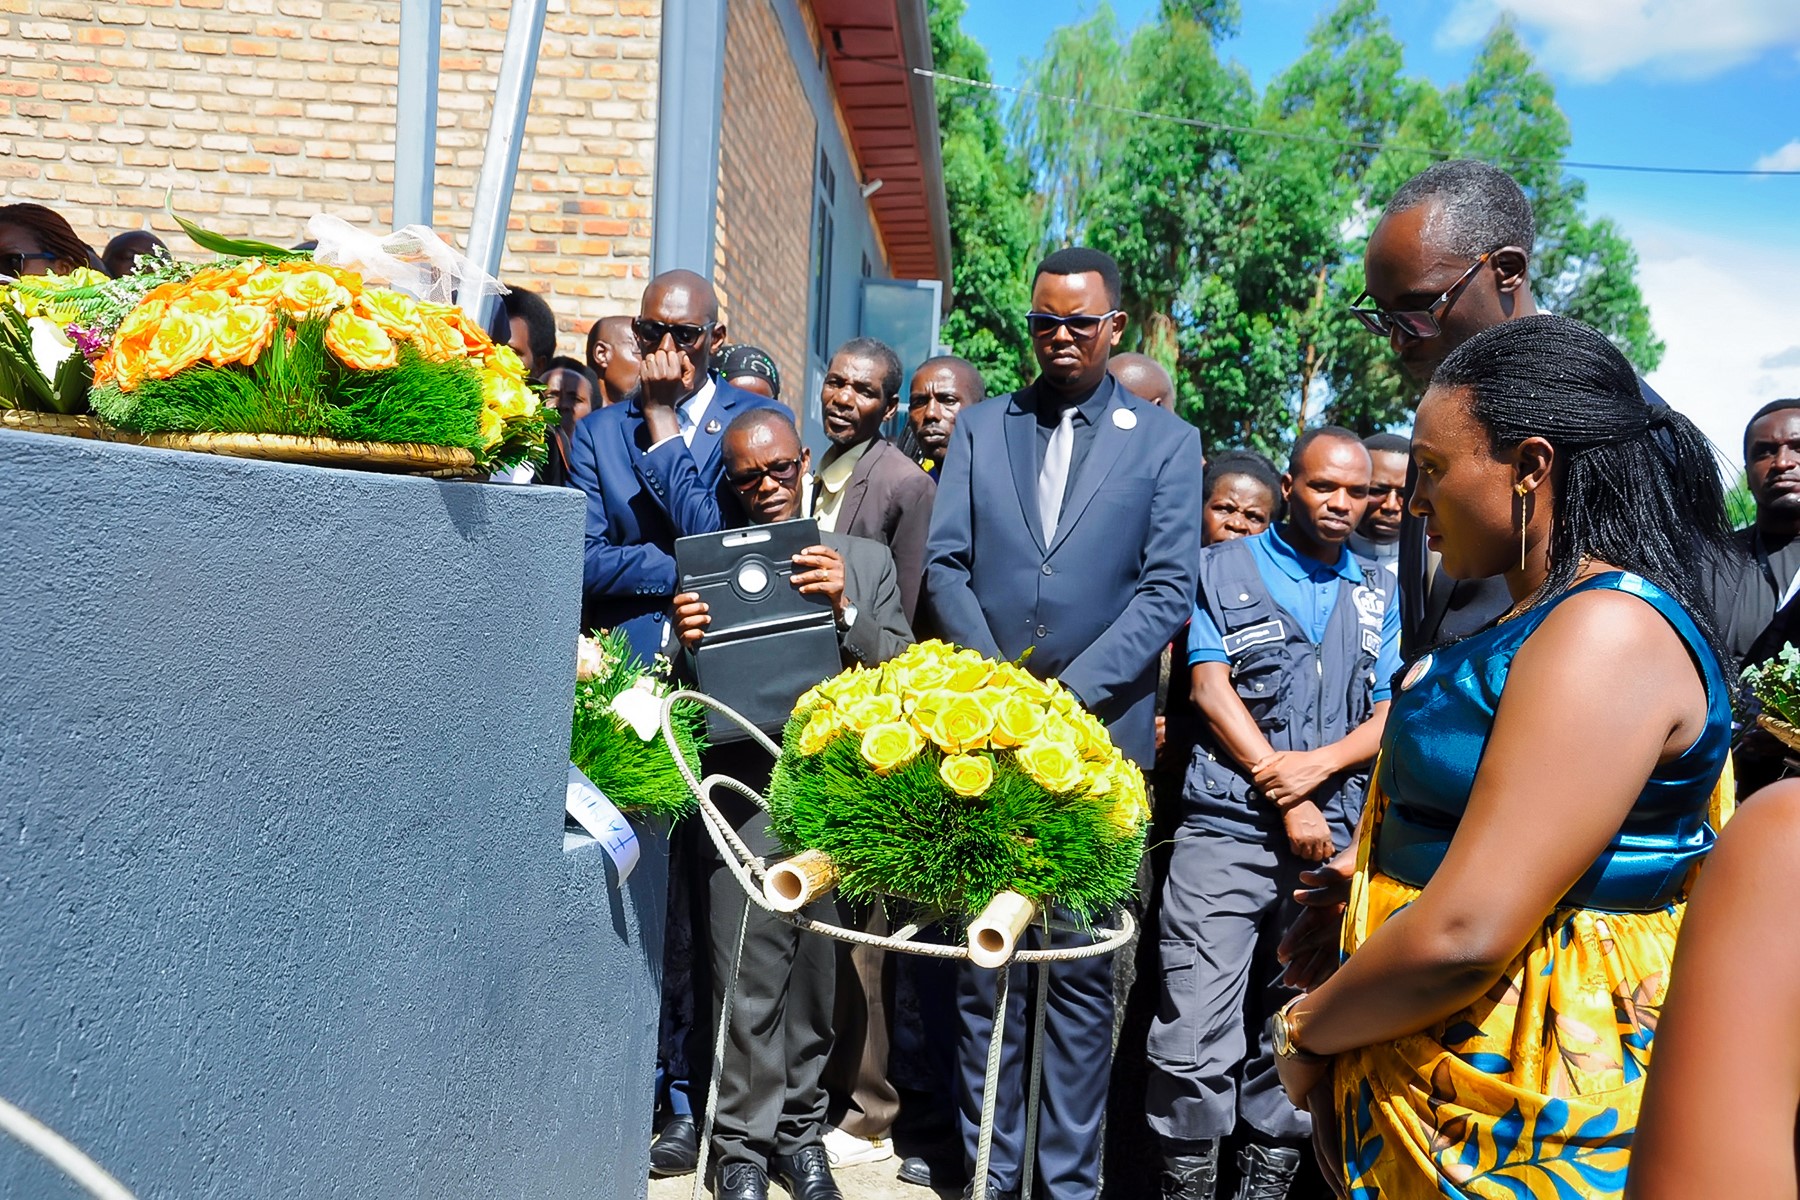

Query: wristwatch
[835,603,859,632]
[1269,995,1319,1061]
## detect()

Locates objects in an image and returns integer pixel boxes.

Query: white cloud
[1621,216,1800,468]
[1753,139,1800,172]
[1441,0,1800,81]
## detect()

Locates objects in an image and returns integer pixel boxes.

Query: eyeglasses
[1349,250,1497,340]
[725,457,803,490]
[0,251,59,277]
[632,318,714,350]
[1025,310,1120,340]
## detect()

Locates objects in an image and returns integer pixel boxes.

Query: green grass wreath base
[765,710,1143,923]
[570,632,705,822]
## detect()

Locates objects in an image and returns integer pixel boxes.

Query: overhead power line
[844,47,1800,178]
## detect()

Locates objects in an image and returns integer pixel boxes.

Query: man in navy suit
[565,269,784,662]
[924,247,1205,1199]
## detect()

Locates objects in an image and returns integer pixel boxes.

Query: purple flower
[66,323,108,362]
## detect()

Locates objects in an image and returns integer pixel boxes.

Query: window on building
[809,145,836,362]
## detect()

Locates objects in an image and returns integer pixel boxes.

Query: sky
[961,0,1800,463]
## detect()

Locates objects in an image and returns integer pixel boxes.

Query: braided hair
[1431,313,1733,659]
[0,203,96,274]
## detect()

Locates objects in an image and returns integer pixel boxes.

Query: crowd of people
[8,156,1797,1200]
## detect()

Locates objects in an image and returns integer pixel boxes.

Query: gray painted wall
[0,430,665,1200]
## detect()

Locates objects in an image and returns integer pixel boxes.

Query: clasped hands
[1250,748,1339,863]
[673,546,847,648]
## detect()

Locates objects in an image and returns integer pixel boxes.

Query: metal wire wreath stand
[661,690,1137,1200]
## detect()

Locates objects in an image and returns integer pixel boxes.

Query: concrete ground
[647,1160,959,1200]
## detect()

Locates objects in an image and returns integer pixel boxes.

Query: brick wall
[713,0,812,408]
[0,0,658,358]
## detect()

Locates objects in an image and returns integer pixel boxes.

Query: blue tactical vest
[1182,536,1395,846]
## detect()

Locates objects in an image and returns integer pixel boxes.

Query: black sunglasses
[0,251,60,277]
[725,457,803,490]
[1025,310,1120,340]
[1349,250,1497,340]
[632,318,714,350]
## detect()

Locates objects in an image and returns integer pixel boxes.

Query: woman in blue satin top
[1266,314,1738,1200]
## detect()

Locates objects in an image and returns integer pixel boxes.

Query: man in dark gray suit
[924,246,1205,1200]
[673,406,912,1200]
[809,336,937,623]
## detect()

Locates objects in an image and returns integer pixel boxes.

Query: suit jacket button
[1035,625,1047,638]
[1042,564,1053,575]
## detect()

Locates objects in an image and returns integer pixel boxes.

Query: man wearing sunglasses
[565,268,784,665]
[671,406,911,1200]
[924,247,1204,1200]
[1353,160,1543,655]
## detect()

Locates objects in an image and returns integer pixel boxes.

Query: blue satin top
[1375,572,1730,913]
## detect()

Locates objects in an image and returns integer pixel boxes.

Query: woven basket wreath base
[3,410,479,477]
[1760,714,1800,755]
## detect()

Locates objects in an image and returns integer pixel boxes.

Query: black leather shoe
[897,1155,933,1187]
[715,1160,769,1200]
[648,1116,698,1178]
[959,1181,1020,1200]
[1163,1138,1221,1200]
[771,1145,844,1200]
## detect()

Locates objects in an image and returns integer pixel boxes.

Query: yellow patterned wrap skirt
[1330,766,1733,1199]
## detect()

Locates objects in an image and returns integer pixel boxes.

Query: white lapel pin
[704,418,722,435]
[1112,408,1137,430]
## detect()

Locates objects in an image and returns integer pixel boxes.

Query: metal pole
[393,0,440,230]
[460,0,548,330]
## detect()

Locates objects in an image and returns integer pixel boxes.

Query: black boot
[1234,1143,1300,1200]
[1161,1138,1220,1200]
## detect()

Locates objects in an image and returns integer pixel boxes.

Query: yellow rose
[897,658,953,692]
[277,269,354,320]
[943,654,994,692]
[1071,711,1115,761]
[924,692,997,753]
[1015,736,1087,794]
[477,404,505,448]
[487,343,527,378]
[797,708,843,756]
[205,303,275,367]
[357,288,422,339]
[175,290,233,318]
[795,686,830,714]
[482,367,535,422]
[860,721,925,774]
[413,313,465,362]
[939,753,994,798]
[840,693,903,733]
[325,310,399,371]
[1101,766,1149,836]
[234,267,286,304]
[142,305,213,380]
[989,693,1046,749]
[1035,712,1080,749]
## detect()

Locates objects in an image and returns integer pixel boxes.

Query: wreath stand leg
[1020,911,1051,1200]
[970,960,1010,1200]
[690,897,750,1200]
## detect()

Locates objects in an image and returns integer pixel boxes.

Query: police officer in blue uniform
[1146,427,1400,1200]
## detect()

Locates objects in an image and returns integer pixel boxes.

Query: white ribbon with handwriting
[565,763,640,886]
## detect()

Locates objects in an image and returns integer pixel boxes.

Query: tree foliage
[927,0,1036,393]
[926,0,1664,455]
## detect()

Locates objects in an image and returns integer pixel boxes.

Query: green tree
[927,0,1038,392]
[941,0,1663,452]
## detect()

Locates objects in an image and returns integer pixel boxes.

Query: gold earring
[1515,481,1529,571]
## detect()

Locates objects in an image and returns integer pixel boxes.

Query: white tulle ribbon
[305,213,507,307]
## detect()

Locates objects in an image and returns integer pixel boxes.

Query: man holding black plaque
[673,406,912,1200]
[924,246,1204,1200]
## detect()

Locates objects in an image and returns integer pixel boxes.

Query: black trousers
[703,749,840,1174]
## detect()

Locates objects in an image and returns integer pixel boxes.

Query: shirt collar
[1035,374,1113,426]
[816,436,875,494]
[1265,523,1363,584]
[679,375,717,425]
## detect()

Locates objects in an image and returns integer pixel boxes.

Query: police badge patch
[1352,584,1385,626]
[1222,618,1285,657]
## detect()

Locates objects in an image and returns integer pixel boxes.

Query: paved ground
[647,1160,959,1200]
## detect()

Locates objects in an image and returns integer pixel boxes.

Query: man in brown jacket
[808,337,936,623]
